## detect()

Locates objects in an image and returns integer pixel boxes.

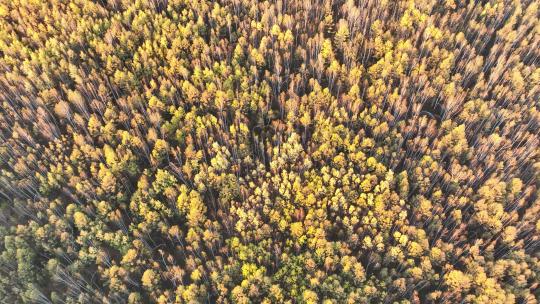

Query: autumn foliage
[0,0,539,303]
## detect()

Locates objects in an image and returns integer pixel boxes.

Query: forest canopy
[0,0,539,303]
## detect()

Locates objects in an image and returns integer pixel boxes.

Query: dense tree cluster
[0,0,539,303]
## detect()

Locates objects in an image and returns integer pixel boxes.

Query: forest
[0,0,539,303]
